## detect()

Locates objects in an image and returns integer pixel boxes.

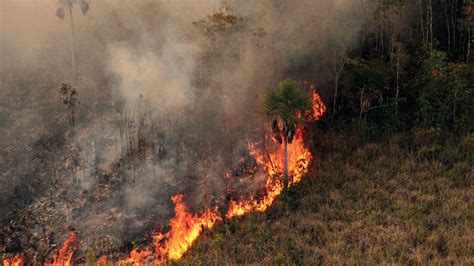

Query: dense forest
[1,0,473,265]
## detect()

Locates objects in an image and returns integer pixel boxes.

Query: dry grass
[178,130,474,265]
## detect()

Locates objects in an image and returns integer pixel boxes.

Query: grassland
[179,128,473,265]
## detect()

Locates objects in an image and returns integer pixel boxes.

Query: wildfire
[96,255,107,266]
[227,85,325,218]
[226,127,311,218]
[310,89,326,120]
[3,253,25,266]
[44,231,78,266]
[120,194,221,265]
[2,231,78,266]
[3,87,325,266]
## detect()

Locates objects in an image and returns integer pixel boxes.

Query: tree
[461,1,473,62]
[390,40,408,120]
[261,80,310,188]
[349,66,386,127]
[326,7,358,113]
[441,0,454,52]
[56,0,90,81]
[59,82,79,132]
[333,48,347,113]
[370,0,406,57]
[416,49,472,129]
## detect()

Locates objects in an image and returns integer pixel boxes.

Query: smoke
[106,38,199,113]
[1,0,365,259]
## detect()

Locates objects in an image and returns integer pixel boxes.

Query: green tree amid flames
[261,80,311,189]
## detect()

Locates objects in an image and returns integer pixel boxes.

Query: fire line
[2,89,325,266]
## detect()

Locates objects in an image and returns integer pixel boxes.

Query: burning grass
[44,232,78,266]
[226,127,311,218]
[2,89,326,265]
[119,194,221,264]
[116,89,325,265]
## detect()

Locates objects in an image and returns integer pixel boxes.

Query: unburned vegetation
[182,127,473,265]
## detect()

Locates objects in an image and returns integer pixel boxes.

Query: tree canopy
[261,80,310,123]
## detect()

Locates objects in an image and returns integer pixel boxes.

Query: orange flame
[44,231,78,266]
[120,194,221,265]
[3,253,25,266]
[96,255,107,266]
[6,90,325,266]
[226,127,311,218]
[309,89,326,120]
[227,88,325,218]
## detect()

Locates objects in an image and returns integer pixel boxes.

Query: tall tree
[261,80,310,188]
[461,1,473,62]
[56,0,90,81]
[326,6,358,113]
[390,40,408,120]
[333,48,346,113]
[441,0,453,52]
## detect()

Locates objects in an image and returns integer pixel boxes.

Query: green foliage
[415,49,473,130]
[336,42,472,138]
[351,66,386,89]
[261,80,310,122]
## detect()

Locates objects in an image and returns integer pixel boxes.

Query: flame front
[3,253,25,266]
[227,86,325,218]
[44,231,78,266]
[120,194,221,265]
[4,89,325,266]
[121,88,325,263]
[226,127,311,218]
[310,89,326,121]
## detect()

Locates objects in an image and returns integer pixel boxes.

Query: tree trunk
[467,28,471,63]
[333,49,338,113]
[359,0,368,57]
[380,24,385,56]
[68,5,77,81]
[445,5,451,52]
[333,49,346,113]
[70,104,75,131]
[283,137,288,188]
[419,0,425,43]
[429,0,433,56]
[453,86,458,120]
[451,3,456,52]
[358,88,365,128]
[395,46,400,120]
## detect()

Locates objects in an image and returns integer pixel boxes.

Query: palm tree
[261,80,311,188]
[56,0,90,81]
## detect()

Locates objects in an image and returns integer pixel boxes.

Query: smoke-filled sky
[1,0,366,257]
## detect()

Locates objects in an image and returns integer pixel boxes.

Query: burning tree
[261,80,311,188]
